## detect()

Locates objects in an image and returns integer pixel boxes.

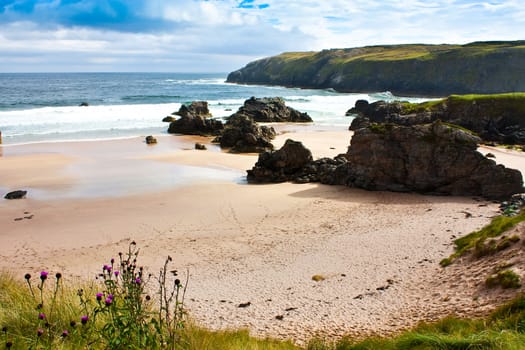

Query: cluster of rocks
[166,101,223,136]
[165,97,312,153]
[248,121,524,200]
[247,139,348,184]
[348,98,525,145]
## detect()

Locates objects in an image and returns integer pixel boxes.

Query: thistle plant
[4,241,187,349]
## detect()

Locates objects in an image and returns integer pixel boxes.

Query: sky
[0,0,524,73]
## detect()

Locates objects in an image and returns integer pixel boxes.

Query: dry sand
[1,126,524,344]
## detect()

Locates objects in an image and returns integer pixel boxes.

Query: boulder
[195,143,207,150]
[247,139,313,182]
[247,140,347,183]
[173,101,211,118]
[341,121,524,199]
[167,101,223,136]
[236,97,312,123]
[214,114,275,153]
[4,190,27,200]
[79,102,89,107]
[145,135,157,144]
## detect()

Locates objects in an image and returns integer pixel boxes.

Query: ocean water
[0,72,432,145]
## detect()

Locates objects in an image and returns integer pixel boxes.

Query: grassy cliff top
[273,41,525,63]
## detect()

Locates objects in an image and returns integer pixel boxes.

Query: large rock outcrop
[236,97,312,123]
[348,94,525,144]
[247,122,524,200]
[227,41,525,96]
[213,114,276,153]
[342,122,523,199]
[167,101,223,136]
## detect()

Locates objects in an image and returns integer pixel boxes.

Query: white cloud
[0,0,523,72]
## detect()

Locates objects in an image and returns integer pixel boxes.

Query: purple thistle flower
[114,271,120,277]
[40,271,48,281]
[107,294,114,300]
[105,297,112,306]
[38,313,46,320]
[37,328,44,337]
[135,277,141,284]
[61,330,69,337]
[96,293,103,301]
[80,315,89,325]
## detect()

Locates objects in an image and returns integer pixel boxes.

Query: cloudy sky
[0,0,524,72]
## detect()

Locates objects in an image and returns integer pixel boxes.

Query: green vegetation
[2,239,525,349]
[486,270,522,289]
[228,41,525,96]
[440,211,525,266]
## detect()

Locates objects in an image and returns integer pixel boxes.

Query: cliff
[227,41,525,96]
[348,93,525,144]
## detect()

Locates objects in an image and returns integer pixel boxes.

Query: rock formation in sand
[248,121,524,199]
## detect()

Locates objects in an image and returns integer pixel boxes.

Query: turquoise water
[0,72,432,145]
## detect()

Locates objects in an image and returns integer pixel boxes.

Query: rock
[246,121,524,200]
[247,139,313,182]
[214,114,275,153]
[485,153,496,158]
[145,135,157,144]
[195,143,207,150]
[162,116,176,123]
[348,95,525,145]
[235,97,312,123]
[349,100,431,131]
[341,121,523,199]
[4,190,27,200]
[79,102,89,107]
[168,101,223,136]
[174,101,211,118]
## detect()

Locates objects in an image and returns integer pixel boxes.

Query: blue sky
[0,0,523,72]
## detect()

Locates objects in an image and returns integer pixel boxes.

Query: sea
[0,72,433,145]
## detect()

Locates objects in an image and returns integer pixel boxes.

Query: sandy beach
[1,125,524,344]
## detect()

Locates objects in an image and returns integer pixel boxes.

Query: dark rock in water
[168,101,223,136]
[236,97,312,123]
[174,101,212,118]
[4,190,27,200]
[214,114,275,153]
[162,116,176,123]
[341,121,523,199]
[145,135,157,144]
[195,143,207,150]
[79,102,89,107]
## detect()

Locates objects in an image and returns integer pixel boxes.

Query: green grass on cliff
[440,211,525,267]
